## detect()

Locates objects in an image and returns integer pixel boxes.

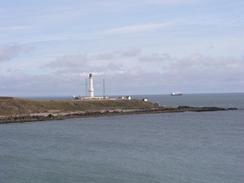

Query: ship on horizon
[170,92,183,96]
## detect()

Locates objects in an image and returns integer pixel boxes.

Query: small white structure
[118,96,132,100]
[88,73,94,98]
[142,98,148,102]
[125,96,132,100]
[119,96,125,100]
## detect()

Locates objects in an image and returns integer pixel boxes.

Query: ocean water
[0,94,244,183]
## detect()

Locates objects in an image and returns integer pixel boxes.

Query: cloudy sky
[0,0,244,96]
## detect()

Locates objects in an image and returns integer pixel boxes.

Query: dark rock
[48,114,54,118]
[177,106,192,109]
[227,107,238,110]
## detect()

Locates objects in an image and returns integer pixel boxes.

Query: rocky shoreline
[0,106,238,124]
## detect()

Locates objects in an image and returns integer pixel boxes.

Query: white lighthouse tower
[88,73,94,98]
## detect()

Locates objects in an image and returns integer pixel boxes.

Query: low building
[142,98,148,102]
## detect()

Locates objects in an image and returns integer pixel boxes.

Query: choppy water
[0,94,244,183]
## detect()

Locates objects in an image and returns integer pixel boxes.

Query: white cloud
[1,49,243,95]
[93,0,193,6]
[45,50,244,79]
[105,23,172,34]
[0,25,30,31]
[144,0,194,5]
[44,49,143,75]
[45,53,125,75]
[0,44,31,62]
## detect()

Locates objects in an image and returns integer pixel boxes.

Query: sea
[0,93,244,183]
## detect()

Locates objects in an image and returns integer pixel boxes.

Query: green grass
[0,98,157,116]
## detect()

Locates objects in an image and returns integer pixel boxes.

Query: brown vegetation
[0,97,157,116]
[0,97,237,124]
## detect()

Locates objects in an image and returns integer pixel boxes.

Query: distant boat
[170,92,183,96]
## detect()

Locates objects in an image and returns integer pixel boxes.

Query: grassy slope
[0,98,157,116]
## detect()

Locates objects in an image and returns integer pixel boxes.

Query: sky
[0,0,244,96]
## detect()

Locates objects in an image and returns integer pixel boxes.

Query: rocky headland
[0,97,238,124]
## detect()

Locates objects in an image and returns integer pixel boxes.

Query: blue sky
[0,0,244,96]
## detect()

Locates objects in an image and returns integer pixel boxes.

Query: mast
[84,78,87,97]
[103,78,105,98]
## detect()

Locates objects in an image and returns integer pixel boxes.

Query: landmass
[0,97,238,124]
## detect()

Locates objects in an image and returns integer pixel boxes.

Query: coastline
[0,105,238,124]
